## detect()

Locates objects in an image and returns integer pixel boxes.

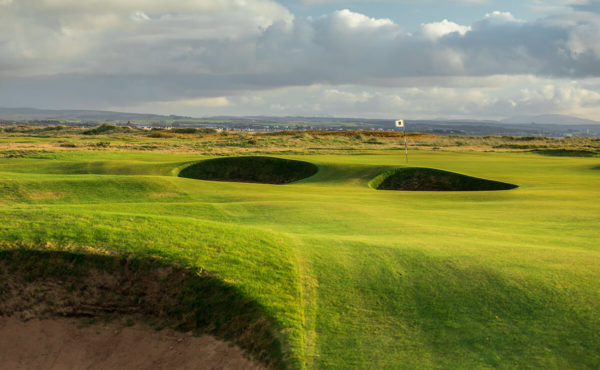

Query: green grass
[0,148,599,368]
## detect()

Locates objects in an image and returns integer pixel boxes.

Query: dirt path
[0,317,265,370]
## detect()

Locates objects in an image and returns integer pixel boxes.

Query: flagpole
[403,124,408,163]
[396,119,408,163]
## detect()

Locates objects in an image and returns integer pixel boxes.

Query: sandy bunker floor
[0,316,265,370]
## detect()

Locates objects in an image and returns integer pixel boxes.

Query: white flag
[395,119,404,128]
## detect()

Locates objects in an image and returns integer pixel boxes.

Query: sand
[0,316,265,370]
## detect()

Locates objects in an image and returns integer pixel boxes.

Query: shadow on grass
[0,249,285,369]
[406,255,600,368]
[532,149,599,157]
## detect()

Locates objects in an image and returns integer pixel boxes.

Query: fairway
[1,148,599,368]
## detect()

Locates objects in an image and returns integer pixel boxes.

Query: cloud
[157,97,230,108]
[1,2,600,119]
[301,0,489,4]
[570,0,600,13]
[483,10,522,23]
[566,19,600,59]
[130,76,600,119]
[419,19,471,40]
[130,11,151,22]
[4,5,597,81]
[107,76,600,121]
[328,9,394,29]
[0,0,293,76]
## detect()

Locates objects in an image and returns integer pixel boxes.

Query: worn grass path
[0,150,599,368]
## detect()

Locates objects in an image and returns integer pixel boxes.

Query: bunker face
[178,156,318,184]
[371,167,518,191]
[0,250,280,369]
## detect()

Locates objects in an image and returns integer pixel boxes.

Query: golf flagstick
[396,119,407,163]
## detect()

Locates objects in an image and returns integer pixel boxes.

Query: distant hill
[501,114,599,125]
[0,107,187,122]
[1,107,599,136]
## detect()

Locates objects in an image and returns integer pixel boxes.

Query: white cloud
[483,11,522,23]
[0,0,293,76]
[90,74,600,122]
[157,97,230,108]
[111,77,599,121]
[420,19,471,40]
[567,21,600,58]
[130,11,151,22]
[330,9,394,29]
[3,4,599,81]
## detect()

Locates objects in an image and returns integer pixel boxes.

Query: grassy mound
[370,167,517,191]
[0,249,284,369]
[178,156,318,184]
[82,123,132,135]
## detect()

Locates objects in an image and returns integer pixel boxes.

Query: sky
[1,0,600,120]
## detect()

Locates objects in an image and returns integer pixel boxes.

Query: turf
[0,148,599,369]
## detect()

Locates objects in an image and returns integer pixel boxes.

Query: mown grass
[0,141,599,368]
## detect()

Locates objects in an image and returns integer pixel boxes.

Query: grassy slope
[0,150,599,368]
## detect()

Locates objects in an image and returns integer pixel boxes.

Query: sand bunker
[0,317,263,369]
[0,250,281,369]
[370,167,517,191]
[178,156,318,184]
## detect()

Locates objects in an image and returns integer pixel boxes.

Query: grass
[1,125,599,155]
[0,134,599,368]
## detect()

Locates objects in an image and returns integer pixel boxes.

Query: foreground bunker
[0,249,283,369]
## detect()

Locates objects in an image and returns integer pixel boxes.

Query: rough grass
[370,167,518,191]
[178,156,318,184]
[82,123,133,135]
[1,128,598,155]
[260,130,434,139]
